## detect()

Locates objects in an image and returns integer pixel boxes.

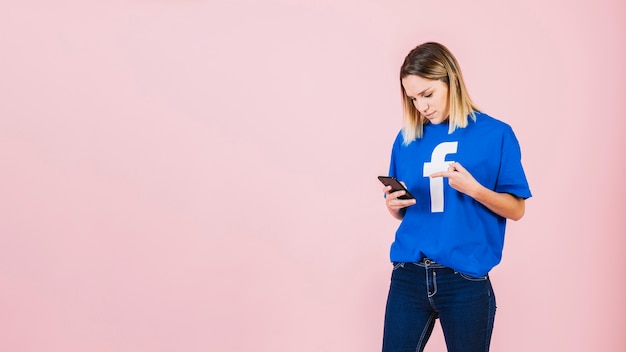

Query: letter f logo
[423,142,458,212]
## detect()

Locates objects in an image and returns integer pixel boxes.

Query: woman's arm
[430,162,526,220]
[470,186,525,221]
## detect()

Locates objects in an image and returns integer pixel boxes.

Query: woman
[381,42,531,352]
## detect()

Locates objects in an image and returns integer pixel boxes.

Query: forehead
[401,75,442,95]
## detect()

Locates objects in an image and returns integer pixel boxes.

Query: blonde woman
[381,42,531,351]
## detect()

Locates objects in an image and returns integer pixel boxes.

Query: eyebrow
[407,87,432,98]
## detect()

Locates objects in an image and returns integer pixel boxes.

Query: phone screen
[378,176,415,200]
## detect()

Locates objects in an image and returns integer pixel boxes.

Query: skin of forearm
[469,186,525,221]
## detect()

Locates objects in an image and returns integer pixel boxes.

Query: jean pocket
[458,273,488,281]
[392,262,405,271]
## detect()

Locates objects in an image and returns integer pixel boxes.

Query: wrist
[469,183,488,201]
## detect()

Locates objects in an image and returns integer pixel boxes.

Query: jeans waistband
[413,258,447,268]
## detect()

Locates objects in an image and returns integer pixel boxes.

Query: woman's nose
[415,99,428,113]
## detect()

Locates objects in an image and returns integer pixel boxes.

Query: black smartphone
[378,176,415,200]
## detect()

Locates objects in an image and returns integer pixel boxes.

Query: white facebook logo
[423,142,458,212]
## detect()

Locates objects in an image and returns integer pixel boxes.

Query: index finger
[430,171,453,178]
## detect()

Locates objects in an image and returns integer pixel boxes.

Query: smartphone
[378,176,415,200]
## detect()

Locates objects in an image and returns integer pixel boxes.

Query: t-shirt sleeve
[495,126,532,199]
[388,131,403,178]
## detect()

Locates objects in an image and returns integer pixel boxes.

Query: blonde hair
[400,42,479,144]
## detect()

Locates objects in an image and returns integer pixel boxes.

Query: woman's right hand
[383,184,416,220]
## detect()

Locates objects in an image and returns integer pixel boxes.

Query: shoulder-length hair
[400,42,479,144]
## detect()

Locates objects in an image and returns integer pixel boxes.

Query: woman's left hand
[430,162,525,220]
[430,162,480,197]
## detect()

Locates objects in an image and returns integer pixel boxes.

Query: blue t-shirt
[388,112,532,277]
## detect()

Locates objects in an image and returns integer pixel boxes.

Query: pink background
[1,0,624,351]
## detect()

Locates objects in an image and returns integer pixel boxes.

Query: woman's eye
[424,93,432,98]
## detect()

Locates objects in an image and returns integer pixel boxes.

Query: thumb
[450,162,466,172]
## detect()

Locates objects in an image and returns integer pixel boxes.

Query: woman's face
[402,74,450,125]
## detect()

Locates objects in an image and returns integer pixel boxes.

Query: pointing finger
[430,171,452,178]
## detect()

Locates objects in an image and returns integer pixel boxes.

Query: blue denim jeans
[382,260,496,352]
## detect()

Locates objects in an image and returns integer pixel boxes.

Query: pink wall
[1,0,624,351]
